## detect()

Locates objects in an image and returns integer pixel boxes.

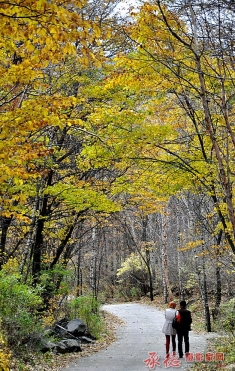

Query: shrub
[0,350,10,371]
[130,287,141,299]
[0,329,10,371]
[65,294,103,338]
[0,259,43,346]
[215,298,235,337]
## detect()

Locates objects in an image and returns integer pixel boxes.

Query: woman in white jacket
[162,301,177,356]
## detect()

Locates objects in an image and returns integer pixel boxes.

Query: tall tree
[100,0,235,261]
[0,0,123,288]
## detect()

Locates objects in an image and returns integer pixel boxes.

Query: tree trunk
[195,250,211,332]
[20,182,40,279]
[76,241,82,297]
[202,254,211,332]
[90,227,97,299]
[176,198,184,300]
[212,230,223,320]
[32,171,53,284]
[143,216,154,301]
[0,216,12,269]
[161,211,173,303]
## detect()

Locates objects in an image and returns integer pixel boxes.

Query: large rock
[54,339,82,354]
[21,333,56,353]
[23,317,93,354]
[80,335,95,344]
[66,318,86,335]
[52,318,69,337]
[40,339,56,353]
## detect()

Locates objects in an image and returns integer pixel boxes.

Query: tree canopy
[1,0,235,313]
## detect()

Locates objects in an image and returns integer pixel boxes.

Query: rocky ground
[9,310,125,371]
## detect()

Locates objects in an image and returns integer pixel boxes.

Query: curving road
[61,303,212,371]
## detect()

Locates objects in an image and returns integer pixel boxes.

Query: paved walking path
[61,303,214,371]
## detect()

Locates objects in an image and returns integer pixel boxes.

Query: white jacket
[162,308,177,335]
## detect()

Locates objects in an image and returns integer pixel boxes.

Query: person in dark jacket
[176,300,192,358]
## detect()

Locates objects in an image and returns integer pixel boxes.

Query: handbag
[172,312,181,330]
[172,317,179,329]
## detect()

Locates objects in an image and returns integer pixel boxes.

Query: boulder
[40,339,56,353]
[54,339,82,354]
[66,318,86,335]
[22,317,93,354]
[21,333,56,353]
[80,335,95,344]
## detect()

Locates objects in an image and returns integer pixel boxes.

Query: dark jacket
[177,308,192,332]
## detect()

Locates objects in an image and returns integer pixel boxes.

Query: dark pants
[177,331,189,356]
[165,335,176,353]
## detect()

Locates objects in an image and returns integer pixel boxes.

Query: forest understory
[9,310,124,371]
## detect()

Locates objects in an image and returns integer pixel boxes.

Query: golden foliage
[0,326,10,371]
